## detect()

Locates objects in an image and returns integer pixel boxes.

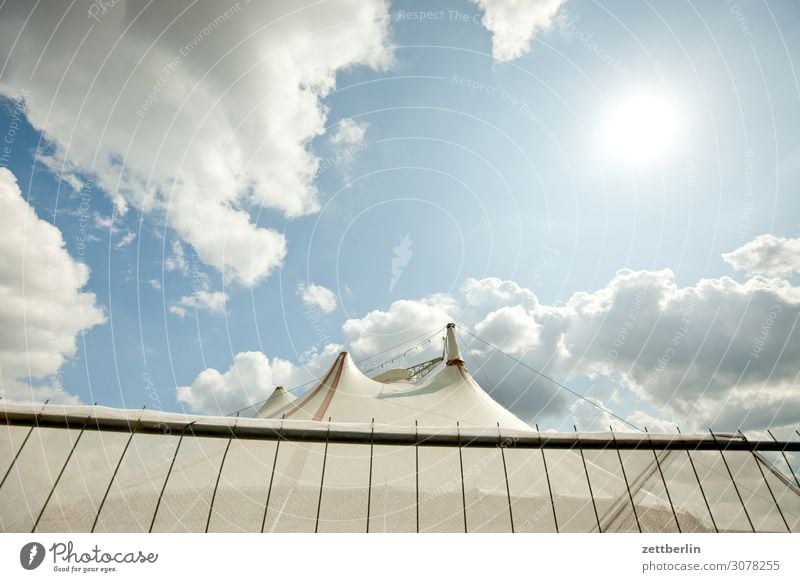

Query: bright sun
[605,94,678,162]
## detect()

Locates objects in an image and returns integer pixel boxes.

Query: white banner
[1,534,797,581]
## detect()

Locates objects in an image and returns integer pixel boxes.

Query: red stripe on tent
[282,353,344,419]
[311,354,347,421]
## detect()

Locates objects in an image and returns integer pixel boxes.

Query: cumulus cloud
[475,305,541,353]
[177,344,341,415]
[330,118,368,145]
[175,234,800,431]
[169,289,228,318]
[347,291,569,420]
[299,282,337,313]
[568,397,678,433]
[722,234,800,277]
[569,397,629,432]
[557,269,800,430]
[0,168,105,403]
[472,0,567,61]
[463,276,538,308]
[342,294,459,358]
[177,352,288,415]
[336,262,800,432]
[0,0,392,286]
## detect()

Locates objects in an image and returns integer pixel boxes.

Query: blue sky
[1,0,799,434]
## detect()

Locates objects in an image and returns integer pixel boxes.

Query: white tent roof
[257,386,296,419]
[266,324,531,430]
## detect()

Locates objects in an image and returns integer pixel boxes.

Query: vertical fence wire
[32,415,92,532]
[91,418,141,532]
[574,425,602,533]
[610,427,642,533]
[709,430,755,532]
[205,416,237,533]
[738,431,790,532]
[260,431,282,533]
[0,400,50,493]
[148,423,191,533]
[456,421,467,533]
[645,427,681,533]
[536,424,558,533]
[497,423,514,533]
[366,419,374,533]
[685,448,719,532]
[768,429,800,489]
[678,427,718,532]
[314,418,331,533]
[415,420,419,533]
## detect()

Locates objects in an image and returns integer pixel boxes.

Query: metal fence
[1,405,798,533]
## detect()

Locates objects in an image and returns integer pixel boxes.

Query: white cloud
[0,168,105,403]
[0,0,392,287]
[338,250,800,432]
[300,282,338,313]
[177,352,286,415]
[557,269,800,431]
[339,291,569,421]
[461,269,800,432]
[722,234,800,277]
[475,305,541,354]
[472,0,567,61]
[175,232,800,432]
[177,344,341,415]
[330,118,368,145]
[61,173,83,192]
[569,397,630,432]
[342,294,458,358]
[148,278,162,290]
[115,231,136,249]
[463,276,537,308]
[164,240,189,275]
[91,212,134,247]
[93,213,116,233]
[169,289,228,319]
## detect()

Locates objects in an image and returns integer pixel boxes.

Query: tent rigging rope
[458,327,643,432]
[224,325,446,417]
[359,327,446,377]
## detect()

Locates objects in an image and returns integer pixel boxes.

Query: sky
[0,0,799,436]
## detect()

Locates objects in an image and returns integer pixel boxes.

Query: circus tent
[1,324,798,533]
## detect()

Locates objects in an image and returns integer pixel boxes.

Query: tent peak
[445,323,464,366]
[258,384,297,418]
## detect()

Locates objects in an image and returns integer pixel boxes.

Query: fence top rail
[1,402,797,451]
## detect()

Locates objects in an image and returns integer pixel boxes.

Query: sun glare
[605,94,678,162]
